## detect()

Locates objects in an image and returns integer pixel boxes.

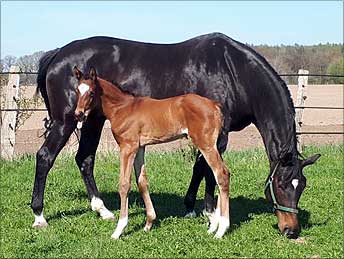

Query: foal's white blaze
[32,213,48,227]
[78,83,90,96]
[292,179,299,189]
[91,196,115,220]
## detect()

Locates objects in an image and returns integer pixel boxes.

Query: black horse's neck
[247,53,298,164]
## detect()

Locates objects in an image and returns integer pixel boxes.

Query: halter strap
[265,161,299,214]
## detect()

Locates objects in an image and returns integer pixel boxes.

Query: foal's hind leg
[134,147,156,231]
[75,115,114,220]
[31,120,76,227]
[198,147,230,238]
[184,131,228,217]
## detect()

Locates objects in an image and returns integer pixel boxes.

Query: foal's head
[73,66,99,128]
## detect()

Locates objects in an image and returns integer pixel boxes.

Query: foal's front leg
[111,144,137,239]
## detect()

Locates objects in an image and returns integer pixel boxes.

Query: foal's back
[116,93,223,147]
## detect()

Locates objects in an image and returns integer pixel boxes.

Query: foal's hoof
[207,223,218,234]
[144,223,153,232]
[111,231,122,240]
[214,232,224,239]
[184,210,196,218]
[213,217,230,239]
[214,227,228,239]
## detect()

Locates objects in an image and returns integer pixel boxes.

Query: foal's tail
[35,48,60,119]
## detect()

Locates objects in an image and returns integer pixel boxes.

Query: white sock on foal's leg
[111,216,128,239]
[32,213,48,228]
[214,215,230,238]
[91,197,114,220]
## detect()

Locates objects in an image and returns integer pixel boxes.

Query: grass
[0,145,343,258]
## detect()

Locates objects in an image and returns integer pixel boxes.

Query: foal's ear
[302,154,321,168]
[73,66,83,81]
[89,67,97,81]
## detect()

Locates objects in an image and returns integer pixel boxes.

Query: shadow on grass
[54,191,314,235]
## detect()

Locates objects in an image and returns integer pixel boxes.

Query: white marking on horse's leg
[111,216,128,239]
[207,207,220,234]
[184,210,196,218]
[91,196,115,220]
[32,213,48,228]
[214,215,230,239]
[78,83,89,96]
[292,179,299,189]
[77,121,83,129]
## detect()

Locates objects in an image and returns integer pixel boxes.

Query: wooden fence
[1,66,343,159]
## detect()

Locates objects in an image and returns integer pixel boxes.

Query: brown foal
[73,67,230,239]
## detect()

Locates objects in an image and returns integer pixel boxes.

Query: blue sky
[1,1,343,57]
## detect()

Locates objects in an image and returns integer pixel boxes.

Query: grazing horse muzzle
[276,210,300,239]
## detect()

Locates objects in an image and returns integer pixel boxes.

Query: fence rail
[2,71,344,77]
[1,68,343,158]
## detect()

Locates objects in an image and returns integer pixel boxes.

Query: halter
[265,161,299,214]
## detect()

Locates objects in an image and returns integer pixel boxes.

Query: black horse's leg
[75,115,114,220]
[184,131,228,216]
[31,119,76,227]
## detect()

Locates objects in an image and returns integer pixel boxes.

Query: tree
[327,58,344,84]
[1,55,17,72]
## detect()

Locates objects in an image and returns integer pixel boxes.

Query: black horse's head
[265,153,321,238]
[73,66,99,129]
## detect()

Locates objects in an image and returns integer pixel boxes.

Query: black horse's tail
[35,48,59,118]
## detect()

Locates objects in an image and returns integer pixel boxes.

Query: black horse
[31,32,320,238]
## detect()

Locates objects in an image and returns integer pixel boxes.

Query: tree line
[1,43,343,85]
[251,43,343,84]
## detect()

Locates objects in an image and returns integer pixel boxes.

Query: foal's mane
[110,80,136,97]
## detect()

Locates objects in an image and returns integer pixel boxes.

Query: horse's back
[40,32,254,129]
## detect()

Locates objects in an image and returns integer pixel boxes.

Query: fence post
[295,69,309,152]
[1,66,20,160]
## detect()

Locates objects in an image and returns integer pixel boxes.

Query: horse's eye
[90,92,95,98]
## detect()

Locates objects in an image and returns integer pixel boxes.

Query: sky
[1,1,343,57]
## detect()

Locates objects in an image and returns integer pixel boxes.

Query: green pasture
[0,145,343,258]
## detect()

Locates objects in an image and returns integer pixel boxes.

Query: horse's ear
[302,154,321,168]
[89,67,97,81]
[73,66,83,81]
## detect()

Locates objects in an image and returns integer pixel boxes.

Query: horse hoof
[184,210,196,218]
[32,214,48,228]
[101,211,115,221]
[32,221,48,228]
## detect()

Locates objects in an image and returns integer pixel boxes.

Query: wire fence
[1,71,343,136]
